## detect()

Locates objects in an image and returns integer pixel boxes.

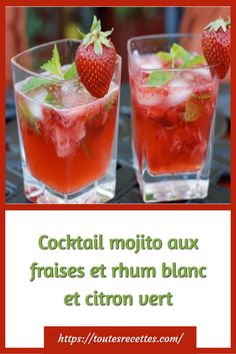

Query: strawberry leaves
[75,16,116,98]
[94,40,103,55]
[78,15,113,55]
[205,16,231,32]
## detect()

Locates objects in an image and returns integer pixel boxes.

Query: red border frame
[1,2,235,354]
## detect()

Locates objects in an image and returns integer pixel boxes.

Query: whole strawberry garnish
[202,16,231,79]
[75,16,116,98]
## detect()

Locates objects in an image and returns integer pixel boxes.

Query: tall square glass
[128,34,219,203]
[11,39,121,204]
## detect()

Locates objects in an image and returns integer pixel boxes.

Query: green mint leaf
[184,97,203,122]
[171,43,190,66]
[189,55,205,67]
[45,90,64,108]
[40,44,63,78]
[63,62,78,80]
[147,71,173,87]
[157,51,173,62]
[22,77,50,93]
[156,44,205,69]
[45,92,54,104]
[17,97,39,133]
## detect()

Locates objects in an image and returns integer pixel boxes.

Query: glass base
[22,162,116,204]
[136,170,209,203]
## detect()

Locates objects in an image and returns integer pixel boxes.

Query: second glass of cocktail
[128,34,219,203]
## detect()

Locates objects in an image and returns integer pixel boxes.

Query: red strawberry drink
[128,35,220,202]
[15,76,119,196]
[12,18,121,204]
[130,54,217,175]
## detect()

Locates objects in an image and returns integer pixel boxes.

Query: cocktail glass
[128,34,219,202]
[11,39,121,204]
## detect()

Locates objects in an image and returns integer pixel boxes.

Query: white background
[6,210,230,348]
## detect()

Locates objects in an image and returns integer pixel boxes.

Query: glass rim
[127,33,219,72]
[11,38,122,83]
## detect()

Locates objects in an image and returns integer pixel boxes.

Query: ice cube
[50,107,86,158]
[30,87,48,103]
[51,127,73,158]
[181,72,195,82]
[168,78,189,88]
[194,67,211,79]
[135,54,162,69]
[27,88,48,120]
[136,87,162,106]
[51,123,86,158]
[27,102,42,120]
[190,51,198,58]
[61,82,95,108]
[61,82,77,108]
[166,86,192,107]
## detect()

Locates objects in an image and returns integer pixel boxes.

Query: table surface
[6,84,230,204]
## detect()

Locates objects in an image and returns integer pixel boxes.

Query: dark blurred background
[6,7,231,203]
[6,7,230,86]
